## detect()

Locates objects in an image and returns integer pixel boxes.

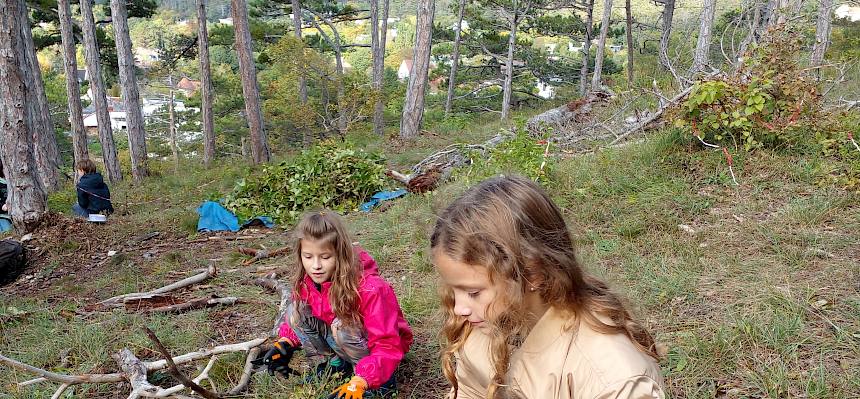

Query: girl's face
[434,251,501,330]
[300,238,337,284]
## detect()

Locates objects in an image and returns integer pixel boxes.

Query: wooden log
[98,263,217,308]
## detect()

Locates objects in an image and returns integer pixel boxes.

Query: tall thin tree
[399,0,435,139]
[591,0,613,90]
[579,0,595,96]
[58,0,89,165]
[658,0,676,77]
[690,0,716,76]
[371,0,390,135]
[198,0,216,165]
[810,0,833,75]
[0,0,47,231]
[21,4,61,192]
[290,0,311,145]
[624,0,633,86]
[232,0,270,163]
[445,0,467,115]
[80,0,122,183]
[111,0,149,180]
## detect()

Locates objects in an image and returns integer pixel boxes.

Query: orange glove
[328,376,367,399]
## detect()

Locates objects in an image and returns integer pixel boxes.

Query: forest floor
[1,113,859,398]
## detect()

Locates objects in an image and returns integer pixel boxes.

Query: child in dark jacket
[72,159,113,218]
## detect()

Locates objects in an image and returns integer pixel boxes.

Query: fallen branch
[98,263,217,308]
[5,338,266,393]
[237,246,291,265]
[143,326,221,399]
[148,296,241,314]
[226,347,260,395]
[255,276,292,337]
[609,82,700,146]
[525,91,612,135]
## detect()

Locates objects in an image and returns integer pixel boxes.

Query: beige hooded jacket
[448,307,665,399]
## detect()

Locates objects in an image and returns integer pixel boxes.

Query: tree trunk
[372,0,390,135]
[198,0,216,166]
[690,0,716,77]
[579,0,594,96]
[80,0,121,183]
[810,0,832,73]
[0,0,47,231]
[291,0,311,145]
[168,81,179,169]
[658,0,676,73]
[591,0,613,90]
[20,5,61,192]
[331,25,347,135]
[111,0,149,180]
[399,0,434,139]
[737,1,761,65]
[445,0,466,115]
[58,0,89,166]
[501,11,518,120]
[624,0,633,86]
[232,0,270,164]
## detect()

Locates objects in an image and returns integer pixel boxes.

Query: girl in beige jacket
[432,175,665,399]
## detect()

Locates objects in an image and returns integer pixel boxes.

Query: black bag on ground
[0,239,26,286]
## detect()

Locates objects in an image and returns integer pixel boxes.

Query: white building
[835,5,860,21]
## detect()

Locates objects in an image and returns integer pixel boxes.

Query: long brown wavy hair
[431,176,660,399]
[293,210,362,326]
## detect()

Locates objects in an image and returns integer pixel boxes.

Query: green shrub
[457,131,554,184]
[223,141,386,224]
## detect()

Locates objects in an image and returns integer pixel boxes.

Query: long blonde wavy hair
[431,176,660,399]
[293,210,362,326]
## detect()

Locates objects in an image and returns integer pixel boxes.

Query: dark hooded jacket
[76,172,113,214]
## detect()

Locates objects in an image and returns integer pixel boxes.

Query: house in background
[398,59,413,81]
[835,5,860,21]
[176,77,202,96]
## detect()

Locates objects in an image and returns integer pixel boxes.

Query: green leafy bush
[677,29,820,150]
[223,142,386,224]
[457,131,554,184]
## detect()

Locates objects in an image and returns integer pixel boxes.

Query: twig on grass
[143,326,222,399]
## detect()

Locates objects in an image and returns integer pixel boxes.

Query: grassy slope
[1,122,858,398]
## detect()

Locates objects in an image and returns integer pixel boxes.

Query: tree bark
[445,0,466,115]
[168,79,179,169]
[501,8,518,120]
[579,0,594,96]
[737,1,761,65]
[810,0,832,72]
[20,5,61,192]
[111,0,149,181]
[690,0,716,76]
[399,0,434,139]
[80,0,121,183]
[624,0,633,86]
[372,0,390,135]
[658,0,676,73]
[232,0,270,164]
[198,0,216,165]
[291,0,311,145]
[591,0,613,90]
[0,0,47,231]
[58,0,89,166]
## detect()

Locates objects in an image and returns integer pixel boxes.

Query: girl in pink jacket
[261,211,413,398]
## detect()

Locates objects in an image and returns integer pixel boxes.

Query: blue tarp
[0,216,11,233]
[360,189,408,212]
[197,201,239,232]
[196,201,275,232]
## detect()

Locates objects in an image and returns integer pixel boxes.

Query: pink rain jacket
[278,247,413,388]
